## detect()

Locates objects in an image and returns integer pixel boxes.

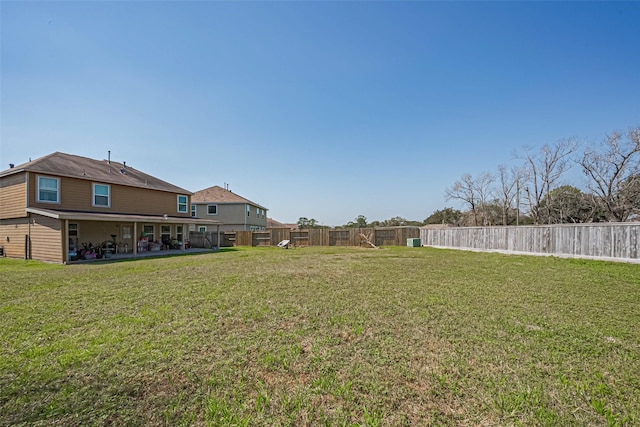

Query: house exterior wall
[0,218,30,259]
[193,202,266,232]
[26,173,192,217]
[29,214,63,263]
[0,172,27,219]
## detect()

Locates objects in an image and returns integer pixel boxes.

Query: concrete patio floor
[69,247,217,263]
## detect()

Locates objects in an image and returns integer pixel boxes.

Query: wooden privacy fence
[188,231,221,248]
[421,223,640,263]
[189,227,420,248]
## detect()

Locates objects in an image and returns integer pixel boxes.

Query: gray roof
[0,152,191,194]
[192,185,267,210]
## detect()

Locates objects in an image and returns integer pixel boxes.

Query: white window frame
[198,226,207,232]
[69,223,79,245]
[92,183,111,207]
[160,225,171,243]
[37,175,59,203]
[177,195,188,213]
[191,204,197,217]
[143,225,155,242]
[69,223,79,238]
[207,204,218,215]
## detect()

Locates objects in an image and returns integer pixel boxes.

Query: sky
[2,1,639,226]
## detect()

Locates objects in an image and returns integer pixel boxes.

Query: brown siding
[27,173,191,217]
[30,214,63,263]
[0,218,29,259]
[0,173,27,219]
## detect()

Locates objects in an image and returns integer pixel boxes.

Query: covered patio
[25,207,222,264]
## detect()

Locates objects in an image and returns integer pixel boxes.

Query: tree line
[296,215,424,230]
[296,125,639,229]
[444,125,639,226]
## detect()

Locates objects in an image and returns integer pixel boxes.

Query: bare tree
[579,126,640,222]
[518,139,578,224]
[496,164,525,225]
[445,172,494,226]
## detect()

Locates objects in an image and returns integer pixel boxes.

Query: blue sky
[2,1,639,226]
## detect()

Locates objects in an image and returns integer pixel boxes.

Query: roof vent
[9,163,14,168]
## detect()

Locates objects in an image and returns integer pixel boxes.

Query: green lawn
[1,246,639,426]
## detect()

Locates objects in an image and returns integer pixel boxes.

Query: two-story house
[191,185,268,232]
[0,152,221,263]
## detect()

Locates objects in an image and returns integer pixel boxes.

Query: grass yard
[1,246,639,426]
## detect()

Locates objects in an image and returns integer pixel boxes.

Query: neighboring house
[0,152,221,263]
[267,217,297,229]
[191,185,267,232]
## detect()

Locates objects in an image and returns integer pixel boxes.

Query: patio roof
[26,207,222,225]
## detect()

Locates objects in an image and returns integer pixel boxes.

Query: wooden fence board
[421,223,640,263]
[190,227,422,248]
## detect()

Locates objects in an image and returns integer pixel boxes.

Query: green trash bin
[407,238,421,247]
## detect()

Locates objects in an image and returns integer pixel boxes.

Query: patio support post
[64,219,69,264]
[133,222,138,256]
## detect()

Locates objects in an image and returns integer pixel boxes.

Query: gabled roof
[0,152,191,194]
[192,185,266,210]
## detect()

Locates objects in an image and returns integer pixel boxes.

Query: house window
[176,225,183,242]
[207,204,218,215]
[93,183,110,207]
[68,223,79,251]
[198,226,207,232]
[143,225,155,242]
[256,207,259,216]
[177,195,188,213]
[191,204,196,217]
[69,223,79,239]
[161,225,171,243]
[247,205,250,217]
[37,176,59,203]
